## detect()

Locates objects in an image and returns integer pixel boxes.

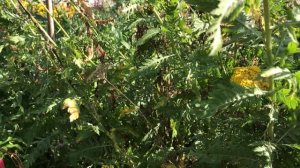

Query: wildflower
[29,2,77,18]
[230,66,269,90]
[62,98,80,122]
[56,2,76,18]
[21,0,29,8]
[67,6,76,17]
[32,3,46,17]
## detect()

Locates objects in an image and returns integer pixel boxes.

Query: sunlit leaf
[209,26,222,56]
[278,89,299,110]
[8,36,25,45]
[261,67,291,79]
[295,71,300,81]
[208,0,244,56]
[170,118,177,139]
[287,42,300,54]
[285,144,300,150]
[139,54,173,72]
[251,142,275,167]
[0,45,4,53]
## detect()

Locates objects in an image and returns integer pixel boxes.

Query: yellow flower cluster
[62,98,80,122]
[57,2,76,18]
[32,3,49,17]
[20,0,29,8]
[230,66,269,90]
[21,1,76,18]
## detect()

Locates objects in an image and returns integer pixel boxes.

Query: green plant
[1,0,300,167]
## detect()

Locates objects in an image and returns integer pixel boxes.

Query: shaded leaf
[136,28,160,46]
[185,0,219,12]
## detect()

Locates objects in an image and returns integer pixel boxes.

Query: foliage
[1,0,300,167]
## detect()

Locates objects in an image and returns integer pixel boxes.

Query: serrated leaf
[46,100,59,113]
[278,89,299,110]
[287,42,300,54]
[286,95,299,109]
[139,54,173,72]
[278,88,290,97]
[87,123,100,135]
[170,118,177,139]
[121,3,139,15]
[136,28,160,46]
[199,83,267,118]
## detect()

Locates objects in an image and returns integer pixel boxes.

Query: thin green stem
[263,1,277,167]
[263,0,273,68]
[263,0,275,140]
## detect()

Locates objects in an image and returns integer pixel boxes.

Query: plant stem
[263,0,273,67]
[263,0,278,159]
[263,2,277,167]
[46,0,55,40]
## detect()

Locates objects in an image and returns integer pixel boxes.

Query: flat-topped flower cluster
[230,66,269,90]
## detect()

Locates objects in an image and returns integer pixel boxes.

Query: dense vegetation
[1,0,300,167]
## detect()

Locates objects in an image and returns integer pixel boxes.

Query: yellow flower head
[28,2,76,18]
[21,0,29,8]
[67,6,76,17]
[230,66,269,90]
[33,3,46,17]
[63,98,80,122]
[55,2,76,18]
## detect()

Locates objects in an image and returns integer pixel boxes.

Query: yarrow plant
[230,66,269,90]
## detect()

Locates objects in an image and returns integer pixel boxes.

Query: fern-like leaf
[199,83,267,118]
[139,54,174,72]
